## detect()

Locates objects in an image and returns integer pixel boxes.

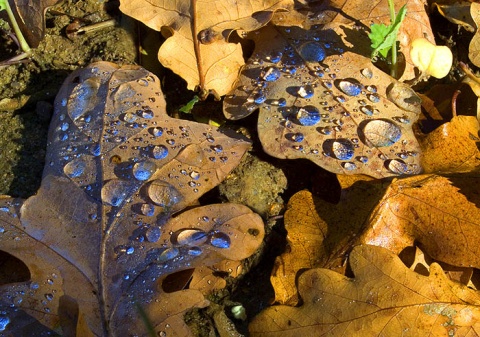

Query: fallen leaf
[470,2,480,67]
[361,174,480,268]
[270,184,387,305]
[0,62,264,336]
[224,19,423,178]
[119,0,293,97]
[250,244,480,336]
[419,115,480,173]
[432,1,476,33]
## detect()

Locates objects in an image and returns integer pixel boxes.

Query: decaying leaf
[419,115,480,173]
[119,0,293,97]
[0,62,265,336]
[224,18,423,178]
[250,244,480,336]
[469,2,480,67]
[361,174,480,268]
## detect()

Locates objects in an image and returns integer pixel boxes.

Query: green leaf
[179,95,200,113]
[369,5,407,59]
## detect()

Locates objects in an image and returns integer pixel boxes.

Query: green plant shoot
[369,0,407,78]
[0,0,30,53]
[179,95,200,113]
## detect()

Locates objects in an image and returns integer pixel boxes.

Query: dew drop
[361,68,373,79]
[359,119,402,147]
[157,247,179,262]
[132,160,157,181]
[385,159,409,174]
[63,159,86,178]
[360,105,373,116]
[261,66,281,82]
[0,316,10,331]
[298,41,326,62]
[253,91,267,104]
[189,171,200,180]
[68,78,100,120]
[172,228,208,246]
[324,139,355,160]
[209,231,231,249]
[338,80,362,97]
[367,93,380,103]
[342,162,357,170]
[150,127,163,137]
[152,145,168,159]
[387,82,422,112]
[188,246,203,256]
[141,203,155,216]
[297,105,321,126]
[101,179,134,207]
[297,85,314,98]
[148,180,183,207]
[145,226,161,242]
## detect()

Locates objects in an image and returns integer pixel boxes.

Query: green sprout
[0,0,32,64]
[179,95,200,114]
[369,0,406,78]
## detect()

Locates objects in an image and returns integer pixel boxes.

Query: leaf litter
[0,62,264,336]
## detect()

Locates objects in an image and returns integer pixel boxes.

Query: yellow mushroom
[410,38,453,79]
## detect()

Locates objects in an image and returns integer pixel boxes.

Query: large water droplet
[361,68,373,79]
[209,231,231,249]
[68,78,100,121]
[261,66,281,82]
[0,316,10,331]
[387,83,422,112]
[152,145,168,159]
[172,228,208,246]
[101,179,135,206]
[157,247,179,262]
[297,105,321,126]
[145,226,161,242]
[148,180,183,208]
[132,160,157,181]
[385,159,409,174]
[323,139,355,160]
[298,42,326,62]
[63,158,86,178]
[359,119,402,147]
[338,80,362,97]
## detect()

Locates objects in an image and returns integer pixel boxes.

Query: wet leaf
[119,0,293,97]
[224,19,423,178]
[250,244,480,336]
[361,174,480,268]
[419,115,480,173]
[0,62,264,336]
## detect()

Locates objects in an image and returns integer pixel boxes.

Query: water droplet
[188,246,203,256]
[141,203,155,216]
[298,42,326,62]
[132,160,157,181]
[137,78,149,87]
[189,171,200,180]
[45,293,53,301]
[335,95,346,103]
[152,145,168,159]
[297,105,321,126]
[145,226,161,242]
[157,247,179,262]
[393,116,411,124]
[0,316,10,331]
[150,127,163,137]
[63,158,86,178]
[148,180,183,207]
[367,93,380,103]
[324,139,355,160]
[297,85,314,98]
[361,68,373,79]
[342,162,357,170]
[357,156,368,163]
[253,91,266,104]
[387,83,422,112]
[90,144,101,157]
[101,179,134,206]
[288,132,304,142]
[141,109,154,119]
[385,159,409,174]
[68,78,100,120]
[360,105,373,116]
[212,145,223,153]
[338,80,362,97]
[359,119,402,147]
[261,66,281,82]
[172,228,208,246]
[366,85,377,93]
[209,231,231,249]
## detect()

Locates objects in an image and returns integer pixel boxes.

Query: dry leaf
[419,115,480,173]
[470,2,480,67]
[0,62,264,336]
[224,19,423,178]
[270,184,387,305]
[119,0,293,97]
[250,244,480,336]
[361,174,480,268]
[432,1,476,33]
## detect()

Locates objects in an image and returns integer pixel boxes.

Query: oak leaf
[0,62,265,336]
[224,18,423,178]
[119,0,293,97]
[250,245,480,336]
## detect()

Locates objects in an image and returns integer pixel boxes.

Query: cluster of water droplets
[226,25,421,176]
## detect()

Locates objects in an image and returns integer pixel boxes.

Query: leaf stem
[388,0,397,78]
[0,0,31,53]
